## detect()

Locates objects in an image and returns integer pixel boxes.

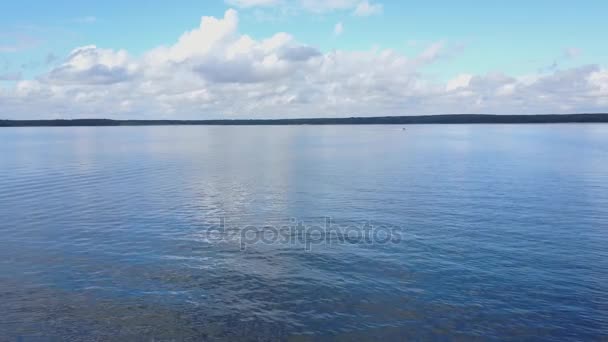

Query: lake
[1,125,607,340]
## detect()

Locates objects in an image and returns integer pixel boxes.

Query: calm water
[1,125,607,341]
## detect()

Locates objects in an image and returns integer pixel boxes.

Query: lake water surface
[1,125,607,340]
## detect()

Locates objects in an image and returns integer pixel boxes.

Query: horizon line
[2,113,608,127]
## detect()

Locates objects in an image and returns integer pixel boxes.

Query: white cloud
[334,22,344,36]
[446,74,472,91]
[44,45,137,85]
[1,9,606,119]
[589,69,608,93]
[353,1,383,16]
[147,9,240,64]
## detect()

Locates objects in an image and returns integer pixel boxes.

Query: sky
[1,0,607,119]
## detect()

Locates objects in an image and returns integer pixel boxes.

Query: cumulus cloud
[44,45,137,85]
[1,9,607,119]
[148,9,240,63]
[140,11,319,85]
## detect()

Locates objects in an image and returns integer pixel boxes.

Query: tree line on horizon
[2,114,608,127]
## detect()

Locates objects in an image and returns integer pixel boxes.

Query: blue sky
[1,0,607,118]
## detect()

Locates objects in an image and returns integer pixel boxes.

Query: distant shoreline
[2,114,608,127]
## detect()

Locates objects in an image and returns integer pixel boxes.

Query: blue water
[1,125,607,340]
